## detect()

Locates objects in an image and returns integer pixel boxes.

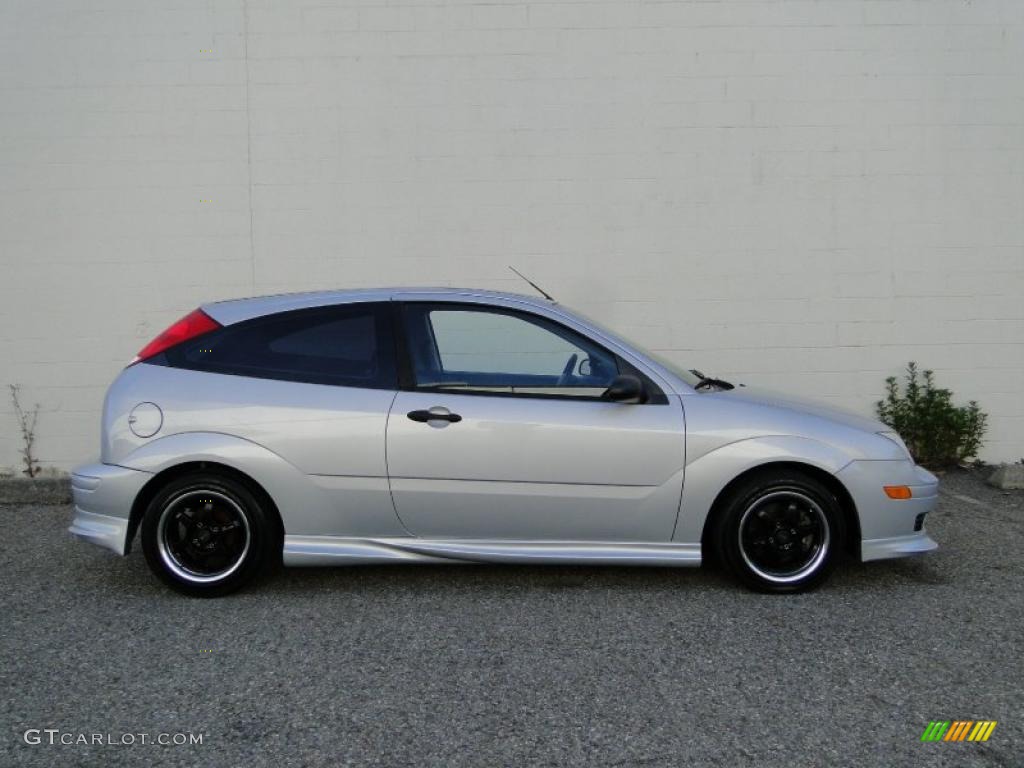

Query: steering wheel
[557,353,578,387]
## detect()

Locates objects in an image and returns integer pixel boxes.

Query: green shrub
[876,363,987,468]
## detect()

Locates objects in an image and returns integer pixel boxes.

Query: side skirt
[283,536,702,567]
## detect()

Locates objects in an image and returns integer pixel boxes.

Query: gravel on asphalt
[1,468,1021,767]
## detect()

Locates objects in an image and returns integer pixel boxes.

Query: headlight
[878,430,912,459]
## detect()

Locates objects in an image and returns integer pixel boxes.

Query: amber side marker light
[884,485,913,500]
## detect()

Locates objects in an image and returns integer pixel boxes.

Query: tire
[141,472,277,597]
[713,470,845,593]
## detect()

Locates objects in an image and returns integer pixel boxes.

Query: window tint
[404,304,620,397]
[162,303,396,388]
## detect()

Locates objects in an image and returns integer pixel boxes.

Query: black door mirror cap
[604,374,647,404]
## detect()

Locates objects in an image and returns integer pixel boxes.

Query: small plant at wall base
[9,384,41,478]
[876,363,987,468]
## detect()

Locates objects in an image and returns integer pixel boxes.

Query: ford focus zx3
[69,288,938,596]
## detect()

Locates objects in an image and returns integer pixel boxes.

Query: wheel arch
[699,460,861,561]
[126,461,284,556]
[672,435,861,557]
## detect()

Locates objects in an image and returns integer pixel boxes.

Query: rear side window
[160,303,396,389]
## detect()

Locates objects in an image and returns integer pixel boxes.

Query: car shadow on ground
[72,541,950,599]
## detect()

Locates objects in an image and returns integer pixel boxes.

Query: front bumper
[861,532,938,561]
[68,462,151,556]
[836,460,940,562]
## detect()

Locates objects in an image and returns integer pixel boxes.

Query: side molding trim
[283,536,702,567]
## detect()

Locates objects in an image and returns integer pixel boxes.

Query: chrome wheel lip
[157,489,251,584]
[737,489,830,584]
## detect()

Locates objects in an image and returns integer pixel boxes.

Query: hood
[713,385,889,435]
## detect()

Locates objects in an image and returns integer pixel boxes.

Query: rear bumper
[68,462,151,556]
[835,460,940,562]
[68,509,132,556]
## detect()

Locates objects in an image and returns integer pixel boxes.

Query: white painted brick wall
[1,0,1023,470]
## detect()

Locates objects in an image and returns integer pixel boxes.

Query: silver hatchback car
[70,288,938,596]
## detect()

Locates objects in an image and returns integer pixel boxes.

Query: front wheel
[713,471,845,593]
[141,473,276,597]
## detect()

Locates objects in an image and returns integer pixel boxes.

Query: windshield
[563,307,704,388]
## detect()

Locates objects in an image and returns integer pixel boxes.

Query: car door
[386,301,686,542]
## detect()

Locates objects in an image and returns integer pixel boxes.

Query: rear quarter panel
[103,363,406,538]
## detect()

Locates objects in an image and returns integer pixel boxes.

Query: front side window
[403,304,621,398]
[161,303,396,388]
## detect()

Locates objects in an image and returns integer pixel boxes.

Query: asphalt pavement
[1,469,1021,767]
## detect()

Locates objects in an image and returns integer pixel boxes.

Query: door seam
[383,390,415,536]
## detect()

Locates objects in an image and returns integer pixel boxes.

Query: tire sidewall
[715,472,845,593]
[141,473,272,597]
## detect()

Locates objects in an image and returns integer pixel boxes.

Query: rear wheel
[713,470,845,593]
[141,473,276,597]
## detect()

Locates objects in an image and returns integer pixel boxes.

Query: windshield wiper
[690,369,735,391]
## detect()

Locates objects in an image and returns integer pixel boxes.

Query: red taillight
[133,308,221,364]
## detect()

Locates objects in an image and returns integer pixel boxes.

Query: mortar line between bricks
[243,0,256,292]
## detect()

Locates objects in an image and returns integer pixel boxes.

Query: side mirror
[604,374,647,404]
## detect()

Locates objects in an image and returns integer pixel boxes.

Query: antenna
[508,266,556,302]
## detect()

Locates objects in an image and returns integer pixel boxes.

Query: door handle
[407,409,462,424]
